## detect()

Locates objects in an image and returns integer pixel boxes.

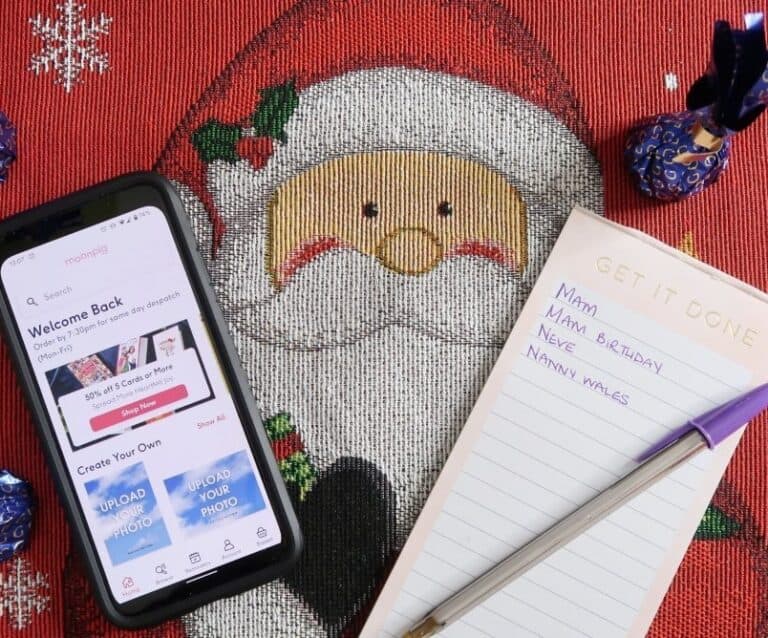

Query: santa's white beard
[245,319,500,531]
[220,245,520,531]
[228,248,532,348]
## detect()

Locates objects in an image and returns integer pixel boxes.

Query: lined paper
[362,208,768,638]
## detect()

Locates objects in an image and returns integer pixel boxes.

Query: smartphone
[0,173,302,627]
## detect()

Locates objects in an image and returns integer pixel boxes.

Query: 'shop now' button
[90,385,188,431]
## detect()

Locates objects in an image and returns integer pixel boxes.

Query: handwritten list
[374,278,750,638]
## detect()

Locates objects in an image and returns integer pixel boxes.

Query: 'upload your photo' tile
[163,450,266,536]
[85,462,172,565]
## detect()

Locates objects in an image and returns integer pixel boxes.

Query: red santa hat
[156,0,601,254]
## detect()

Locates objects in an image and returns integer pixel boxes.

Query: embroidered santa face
[269,150,527,286]
[173,67,601,351]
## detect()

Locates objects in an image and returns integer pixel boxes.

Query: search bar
[26,285,76,309]
[16,262,175,318]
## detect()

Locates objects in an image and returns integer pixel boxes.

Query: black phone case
[0,172,302,628]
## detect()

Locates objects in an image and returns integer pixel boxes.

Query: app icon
[223,539,235,552]
[155,563,168,576]
[189,552,201,564]
[122,576,135,589]
[256,527,268,539]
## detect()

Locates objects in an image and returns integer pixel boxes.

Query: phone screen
[0,205,281,603]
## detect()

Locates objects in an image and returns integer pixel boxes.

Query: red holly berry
[235,135,274,170]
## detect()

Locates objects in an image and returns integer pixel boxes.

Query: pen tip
[403,616,441,638]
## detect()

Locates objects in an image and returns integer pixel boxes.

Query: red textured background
[1,1,768,636]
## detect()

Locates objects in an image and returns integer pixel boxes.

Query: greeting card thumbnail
[67,354,113,386]
[163,450,265,537]
[85,462,171,565]
[116,338,139,373]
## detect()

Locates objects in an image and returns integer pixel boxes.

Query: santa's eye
[437,201,453,217]
[362,202,379,218]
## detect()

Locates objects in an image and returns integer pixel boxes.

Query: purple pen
[404,383,768,638]
[639,382,768,461]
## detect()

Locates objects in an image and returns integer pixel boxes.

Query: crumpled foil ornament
[626,13,768,200]
[0,470,34,561]
[0,111,16,184]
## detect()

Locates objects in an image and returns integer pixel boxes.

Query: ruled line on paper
[462,606,540,638]
[456,617,498,638]
[502,373,709,478]
[466,450,670,552]
[481,414,692,513]
[503,375,657,447]
[389,608,414,622]
[513,578,630,630]
[448,488,656,584]
[478,429,684,527]
[412,537,621,635]
[487,410,691,508]
[495,586,605,637]
[532,310,718,407]
[507,350,713,476]
[406,546,609,637]
[488,412,632,479]
[462,456,664,550]
[496,393,696,499]
[437,508,642,613]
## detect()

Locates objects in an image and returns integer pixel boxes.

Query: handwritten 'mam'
[544,304,588,335]
[555,283,598,317]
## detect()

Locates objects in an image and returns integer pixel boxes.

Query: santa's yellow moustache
[267,150,528,287]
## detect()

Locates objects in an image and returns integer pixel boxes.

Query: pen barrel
[431,429,707,628]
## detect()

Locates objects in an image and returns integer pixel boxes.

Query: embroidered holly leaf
[190,82,297,165]
[190,119,242,164]
[250,81,299,143]
[264,412,293,440]
[695,504,741,540]
[264,412,317,500]
[279,451,317,501]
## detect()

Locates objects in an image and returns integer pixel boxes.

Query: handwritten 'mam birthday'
[188,469,238,518]
[526,283,667,407]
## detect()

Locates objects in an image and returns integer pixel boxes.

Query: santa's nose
[376,227,443,275]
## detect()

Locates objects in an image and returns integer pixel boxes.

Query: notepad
[362,207,768,638]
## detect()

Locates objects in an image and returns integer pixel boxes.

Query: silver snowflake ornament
[0,557,50,631]
[29,0,113,93]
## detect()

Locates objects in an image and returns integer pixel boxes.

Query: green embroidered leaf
[695,504,741,540]
[190,119,241,163]
[279,451,316,501]
[264,412,293,441]
[251,81,299,143]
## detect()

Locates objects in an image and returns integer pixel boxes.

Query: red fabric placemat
[1,1,767,636]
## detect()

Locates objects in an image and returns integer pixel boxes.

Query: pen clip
[636,423,697,463]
